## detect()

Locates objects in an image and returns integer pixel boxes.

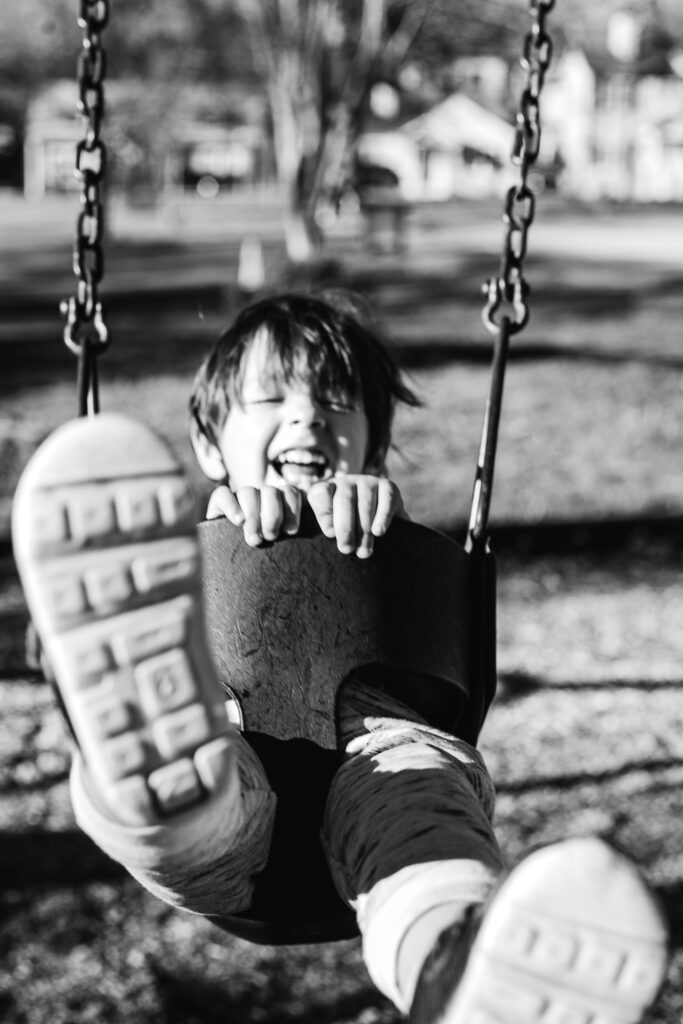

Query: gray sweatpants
[71,677,504,1013]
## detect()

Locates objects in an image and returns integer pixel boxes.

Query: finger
[235,487,262,546]
[355,532,375,559]
[206,485,244,524]
[371,479,401,536]
[353,477,378,558]
[259,486,284,541]
[307,481,336,538]
[332,478,357,554]
[355,477,379,536]
[281,485,302,536]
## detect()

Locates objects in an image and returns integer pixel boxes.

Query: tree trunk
[268,77,321,263]
[283,205,316,264]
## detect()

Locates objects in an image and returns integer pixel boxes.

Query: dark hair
[189,291,420,469]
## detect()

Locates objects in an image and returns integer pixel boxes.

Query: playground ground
[1,192,682,1022]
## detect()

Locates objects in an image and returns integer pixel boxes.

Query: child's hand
[206,484,302,545]
[307,475,406,559]
[205,476,406,558]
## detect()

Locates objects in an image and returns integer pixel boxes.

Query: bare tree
[233,0,431,260]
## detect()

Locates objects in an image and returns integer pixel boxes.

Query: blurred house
[356,39,683,206]
[23,81,272,201]
[168,84,272,198]
[23,81,81,199]
[177,123,263,196]
[401,92,514,199]
[542,49,683,202]
[20,31,683,208]
[354,80,514,203]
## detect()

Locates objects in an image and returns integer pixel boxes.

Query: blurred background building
[3,2,683,213]
[22,80,272,202]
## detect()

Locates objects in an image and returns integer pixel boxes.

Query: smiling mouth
[272,449,333,488]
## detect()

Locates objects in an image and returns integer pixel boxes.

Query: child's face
[214,329,371,491]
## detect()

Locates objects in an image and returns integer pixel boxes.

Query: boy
[13,292,668,1022]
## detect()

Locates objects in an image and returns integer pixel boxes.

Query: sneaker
[431,838,669,1024]
[12,413,235,826]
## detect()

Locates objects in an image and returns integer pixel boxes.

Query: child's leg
[323,676,504,1013]
[13,414,275,917]
[324,678,668,1024]
[69,732,274,916]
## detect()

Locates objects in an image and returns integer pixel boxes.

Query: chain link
[482,0,555,335]
[62,0,111,367]
[469,0,554,550]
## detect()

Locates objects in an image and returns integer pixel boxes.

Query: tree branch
[382,0,429,67]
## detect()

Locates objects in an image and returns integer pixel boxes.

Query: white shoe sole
[447,838,668,1024]
[13,413,235,826]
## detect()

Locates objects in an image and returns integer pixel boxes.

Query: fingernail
[245,531,262,545]
[358,535,374,558]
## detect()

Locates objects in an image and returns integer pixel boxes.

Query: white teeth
[276,449,326,466]
[273,449,332,489]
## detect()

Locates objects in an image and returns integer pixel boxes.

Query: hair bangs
[284,317,361,408]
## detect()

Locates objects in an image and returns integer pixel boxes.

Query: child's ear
[190,419,227,481]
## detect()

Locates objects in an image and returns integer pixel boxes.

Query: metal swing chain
[61,0,111,416]
[468,0,554,550]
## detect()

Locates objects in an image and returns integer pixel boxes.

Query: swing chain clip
[482,274,530,336]
[61,293,110,355]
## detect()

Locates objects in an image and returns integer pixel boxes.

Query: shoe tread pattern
[28,476,194,554]
[457,904,667,1024]
[17,467,231,826]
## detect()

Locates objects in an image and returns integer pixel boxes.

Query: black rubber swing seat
[198,512,497,945]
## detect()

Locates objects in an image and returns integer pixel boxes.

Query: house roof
[403,92,514,162]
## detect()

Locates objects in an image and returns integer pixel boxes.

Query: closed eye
[321,397,358,413]
[245,395,284,406]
